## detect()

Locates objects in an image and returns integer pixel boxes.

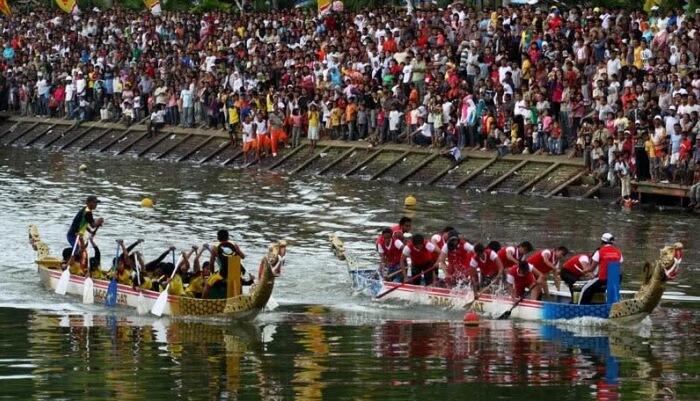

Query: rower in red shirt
[579,233,623,304]
[436,230,475,289]
[430,226,455,250]
[497,241,533,269]
[560,253,592,297]
[506,261,543,300]
[390,216,412,235]
[527,246,568,295]
[376,227,405,282]
[469,243,504,289]
[400,233,440,286]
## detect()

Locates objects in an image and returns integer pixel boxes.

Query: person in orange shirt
[345,98,358,140]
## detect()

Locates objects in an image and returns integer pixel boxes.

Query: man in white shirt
[147,105,165,138]
[388,107,403,143]
[179,85,194,128]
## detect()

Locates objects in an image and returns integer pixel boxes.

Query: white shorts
[308,126,319,140]
[670,152,680,165]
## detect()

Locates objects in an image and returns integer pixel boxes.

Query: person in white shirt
[179,85,194,128]
[388,108,403,143]
[410,117,432,146]
[147,105,165,138]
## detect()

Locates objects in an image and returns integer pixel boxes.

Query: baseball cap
[86,195,101,203]
[601,233,615,244]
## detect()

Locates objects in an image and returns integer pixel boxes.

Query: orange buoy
[463,310,480,326]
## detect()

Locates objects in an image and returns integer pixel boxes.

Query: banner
[0,0,11,17]
[318,0,331,15]
[143,0,161,16]
[55,0,79,14]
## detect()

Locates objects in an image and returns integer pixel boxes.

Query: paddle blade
[497,310,512,320]
[105,279,118,307]
[265,296,279,311]
[82,277,94,304]
[150,286,169,317]
[136,292,149,315]
[55,269,71,295]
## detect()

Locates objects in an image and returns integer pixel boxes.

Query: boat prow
[29,224,284,320]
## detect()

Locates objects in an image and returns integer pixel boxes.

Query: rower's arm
[234,243,246,259]
[495,257,504,278]
[507,249,519,265]
[399,253,409,283]
[145,248,172,271]
[209,246,217,269]
[193,248,202,271]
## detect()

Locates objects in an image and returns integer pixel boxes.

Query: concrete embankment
[0,115,620,200]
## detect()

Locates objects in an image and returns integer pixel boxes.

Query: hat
[86,195,101,204]
[601,233,615,244]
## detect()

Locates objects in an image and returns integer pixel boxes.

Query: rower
[111,240,133,286]
[66,195,103,250]
[560,253,592,297]
[61,246,83,275]
[400,233,439,286]
[436,230,476,290]
[470,242,504,289]
[430,226,455,249]
[527,246,568,296]
[168,247,197,297]
[579,233,623,305]
[506,261,543,301]
[377,227,404,282]
[497,241,533,270]
[87,235,105,280]
[185,246,207,297]
[391,217,412,235]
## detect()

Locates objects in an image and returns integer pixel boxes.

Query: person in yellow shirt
[87,236,106,280]
[633,40,644,70]
[307,103,320,151]
[168,247,196,296]
[62,246,83,275]
[330,104,343,140]
[227,93,240,147]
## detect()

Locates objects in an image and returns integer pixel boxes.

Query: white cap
[601,233,615,243]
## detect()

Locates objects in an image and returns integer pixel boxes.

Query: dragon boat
[29,225,283,320]
[329,235,684,324]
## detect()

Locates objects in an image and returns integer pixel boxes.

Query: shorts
[308,126,319,140]
[243,141,257,152]
[257,134,270,150]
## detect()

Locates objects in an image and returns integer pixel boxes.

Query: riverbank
[0,115,692,208]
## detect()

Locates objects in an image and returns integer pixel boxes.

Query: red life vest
[507,265,535,298]
[407,241,437,267]
[471,248,499,277]
[597,245,622,281]
[527,249,557,274]
[497,246,519,268]
[445,239,472,277]
[377,236,402,266]
[562,254,588,278]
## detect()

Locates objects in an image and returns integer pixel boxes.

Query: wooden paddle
[134,247,148,315]
[496,295,526,320]
[104,241,121,307]
[375,265,438,299]
[150,250,179,317]
[55,239,80,295]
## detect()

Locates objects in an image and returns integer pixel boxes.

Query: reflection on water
[2,306,698,401]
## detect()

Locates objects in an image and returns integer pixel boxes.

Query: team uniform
[579,245,623,304]
[440,240,475,288]
[561,254,590,296]
[527,249,560,276]
[377,236,404,282]
[497,245,521,269]
[242,121,257,154]
[469,248,501,287]
[403,241,438,285]
[506,264,536,298]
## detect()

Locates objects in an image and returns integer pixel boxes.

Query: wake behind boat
[29,225,284,320]
[331,234,684,325]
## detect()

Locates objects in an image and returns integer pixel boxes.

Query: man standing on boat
[67,195,103,250]
[579,233,623,305]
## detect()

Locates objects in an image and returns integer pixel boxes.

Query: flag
[294,0,314,7]
[143,0,161,16]
[318,0,331,15]
[0,0,10,17]
[55,0,79,14]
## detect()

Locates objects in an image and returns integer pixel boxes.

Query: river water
[0,146,698,400]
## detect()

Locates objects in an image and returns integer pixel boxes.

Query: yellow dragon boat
[29,225,284,320]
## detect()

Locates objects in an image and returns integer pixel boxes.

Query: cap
[86,195,101,204]
[601,233,615,244]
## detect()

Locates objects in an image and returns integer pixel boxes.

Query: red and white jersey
[440,240,474,255]
[506,265,535,296]
[497,245,520,267]
[562,254,590,278]
[377,236,404,266]
[431,233,445,250]
[470,248,500,277]
[527,249,558,275]
[439,239,473,277]
[591,245,623,281]
[403,241,437,266]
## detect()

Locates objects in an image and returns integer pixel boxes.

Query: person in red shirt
[506,261,542,300]
[560,253,592,298]
[436,230,475,290]
[579,233,623,304]
[675,131,692,182]
[498,241,534,270]
[400,233,439,286]
[391,216,412,235]
[527,246,569,294]
[469,243,504,289]
[377,227,404,282]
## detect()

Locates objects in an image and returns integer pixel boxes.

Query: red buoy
[463,311,480,326]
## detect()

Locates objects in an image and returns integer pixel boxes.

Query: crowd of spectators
[1,3,700,197]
